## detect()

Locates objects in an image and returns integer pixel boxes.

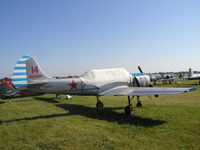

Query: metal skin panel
[28,78,99,96]
[26,58,53,82]
[134,75,151,87]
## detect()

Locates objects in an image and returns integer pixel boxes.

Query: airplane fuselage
[38,78,98,95]
[29,74,151,96]
[188,74,200,80]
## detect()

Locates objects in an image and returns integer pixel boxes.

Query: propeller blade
[138,66,143,73]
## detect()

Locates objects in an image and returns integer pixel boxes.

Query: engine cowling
[131,73,151,87]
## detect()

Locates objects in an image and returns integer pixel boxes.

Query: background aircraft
[0,77,43,99]
[135,66,174,85]
[0,78,19,99]
[150,73,174,85]
[188,68,200,84]
[1,56,195,115]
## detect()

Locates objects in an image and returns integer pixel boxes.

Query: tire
[124,105,132,116]
[136,101,142,107]
[96,101,104,108]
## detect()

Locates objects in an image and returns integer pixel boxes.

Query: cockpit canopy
[80,68,132,87]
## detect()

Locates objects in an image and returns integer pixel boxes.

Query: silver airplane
[9,56,196,115]
[188,68,200,84]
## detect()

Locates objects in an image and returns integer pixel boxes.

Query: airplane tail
[11,56,52,89]
[25,57,53,84]
[11,56,31,89]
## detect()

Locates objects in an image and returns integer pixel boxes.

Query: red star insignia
[69,80,78,90]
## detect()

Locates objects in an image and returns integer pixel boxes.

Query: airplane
[0,56,46,99]
[0,77,43,99]
[150,73,174,85]
[135,67,174,85]
[187,68,200,84]
[2,56,196,115]
[0,78,19,99]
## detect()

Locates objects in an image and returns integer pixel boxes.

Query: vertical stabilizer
[26,57,52,83]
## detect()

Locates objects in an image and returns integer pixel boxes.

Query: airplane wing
[98,86,196,96]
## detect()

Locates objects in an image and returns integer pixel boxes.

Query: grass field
[0,79,200,150]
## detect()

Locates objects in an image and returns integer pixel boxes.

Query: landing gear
[136,96,142,107]
[96,96,104,109]
[124,96,135,116]
[56,94,61,99]
[124,96,143,115]
[124,105,132,116]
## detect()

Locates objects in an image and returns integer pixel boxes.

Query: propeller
[138,66,154,88]
[137,66,158,98]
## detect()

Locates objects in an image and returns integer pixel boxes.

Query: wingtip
[185,88,197,92]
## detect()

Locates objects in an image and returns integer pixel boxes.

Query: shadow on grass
[0,97,165,127]
[0,101,6,104]
[55,103,165,127]
[0,98,37,104]
[37,97,166,127]
[12,99,36,103]
[36,97,59,103]
[0,113,69,124]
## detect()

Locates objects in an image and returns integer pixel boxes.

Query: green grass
[0,79,200,150]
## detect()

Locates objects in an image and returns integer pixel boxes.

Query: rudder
[11,56,31,89]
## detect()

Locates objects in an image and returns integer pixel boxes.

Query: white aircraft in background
[2,56,195,115]
[188,68,200,84]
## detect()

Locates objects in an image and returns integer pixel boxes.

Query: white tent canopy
[80,68,131,87]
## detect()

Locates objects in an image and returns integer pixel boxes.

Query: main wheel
[96,101,104,109]
[124,105,132,116]
[136,101,142,107]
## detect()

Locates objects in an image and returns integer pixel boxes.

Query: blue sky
[0,0,200,77]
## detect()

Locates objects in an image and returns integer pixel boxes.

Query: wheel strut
[96,96,104,109]
[136,96,142,107]
[124,96,135,116]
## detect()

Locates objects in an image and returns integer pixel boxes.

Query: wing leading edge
[98,86,196,96]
